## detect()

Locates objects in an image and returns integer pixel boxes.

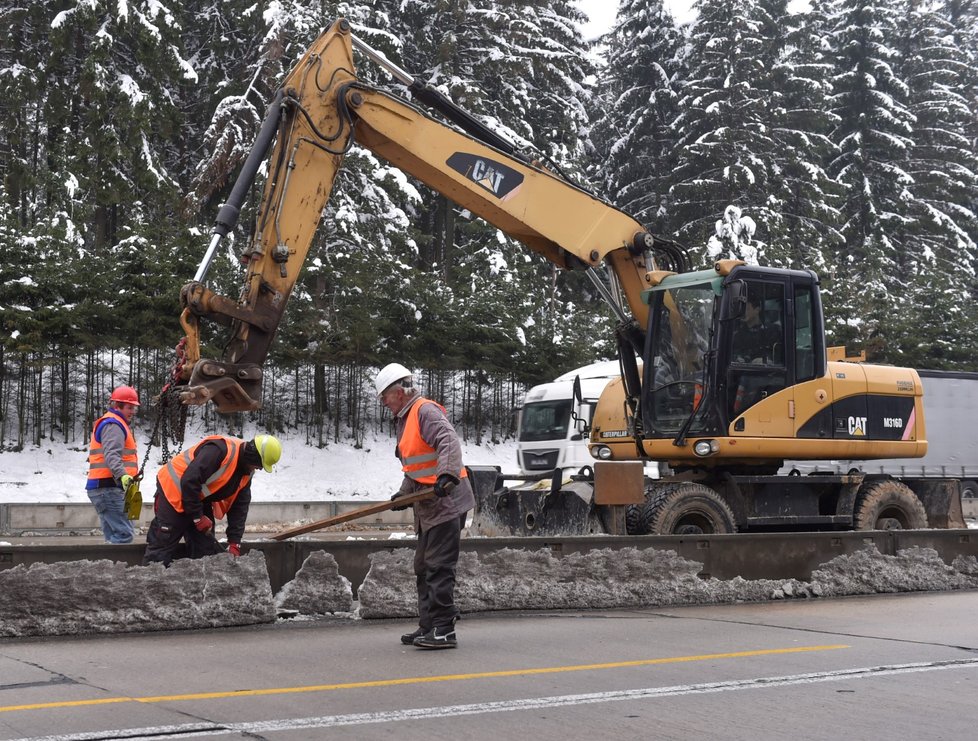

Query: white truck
[516,360,638,475]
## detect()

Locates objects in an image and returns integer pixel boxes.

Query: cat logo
[847,416,867,436]
[446,153,524,199]
[472,160,504,192]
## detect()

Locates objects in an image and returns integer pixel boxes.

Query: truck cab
[517,361,621,474]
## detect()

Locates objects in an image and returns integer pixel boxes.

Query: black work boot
[413,624,457,649]
[401,627,427,645]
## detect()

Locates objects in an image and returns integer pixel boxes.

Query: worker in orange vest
[142,434,281,566]
[86,385,140,544]
[376,363,474,650]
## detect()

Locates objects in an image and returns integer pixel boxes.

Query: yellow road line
[0,644,848,714]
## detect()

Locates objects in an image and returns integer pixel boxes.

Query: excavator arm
[178,18,684,413]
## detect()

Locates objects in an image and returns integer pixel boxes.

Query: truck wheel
[854,480,928,530]
[640,482,736,535]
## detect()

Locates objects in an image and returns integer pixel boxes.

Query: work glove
[194,515,214,533]
[227,542,242,558]
[122,475,141,520]
[390,493,410,512]
[434,474,459,498]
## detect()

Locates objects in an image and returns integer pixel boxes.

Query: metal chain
[136,339,189,481]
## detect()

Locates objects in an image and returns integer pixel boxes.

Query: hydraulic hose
[194,89,286,283]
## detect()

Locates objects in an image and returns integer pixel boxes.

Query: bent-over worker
[142,434,281,566]
[377,362,474,650]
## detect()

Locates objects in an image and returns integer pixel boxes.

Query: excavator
[172,18,965,537]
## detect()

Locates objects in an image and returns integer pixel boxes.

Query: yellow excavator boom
[177,18,676,412]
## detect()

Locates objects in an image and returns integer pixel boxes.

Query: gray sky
[575,1,810,39]
[575,0,694,39]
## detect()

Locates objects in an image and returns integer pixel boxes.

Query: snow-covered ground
[0,433,520,505]
[2,431,974,528]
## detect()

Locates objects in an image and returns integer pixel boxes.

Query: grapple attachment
[180,361,263,413]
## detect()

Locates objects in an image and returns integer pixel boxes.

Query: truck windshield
[519,400,573,442]
[645,279,717,435]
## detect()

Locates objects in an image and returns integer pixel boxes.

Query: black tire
[626,481,661,535]
[625,504,648,535]
[640,482,736,535]
[854,480,928,531]
[625,504,644,534]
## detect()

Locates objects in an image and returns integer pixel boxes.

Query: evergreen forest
[1,0,976,451]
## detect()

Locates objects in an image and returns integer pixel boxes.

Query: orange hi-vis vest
[399,399,468,484]
[87,410,138,484]
[158,436,251,519]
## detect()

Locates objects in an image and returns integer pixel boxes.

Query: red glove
[194,515,213,533]
[227,542,241,557]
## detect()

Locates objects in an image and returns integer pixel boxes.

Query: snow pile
[811,545,978,596]
[274,550,354,615]
[5,544,978,637]
[357,544,978,620]
[356,549,418,618]
[0,551,275,638]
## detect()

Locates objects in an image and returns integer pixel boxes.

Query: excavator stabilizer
[467,466,603,536]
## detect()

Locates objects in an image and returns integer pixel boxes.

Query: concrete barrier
[4,500,974,536]
[2,529,975,595]
[0,501,413,536]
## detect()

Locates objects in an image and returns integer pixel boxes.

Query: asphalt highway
[1,590,977,740]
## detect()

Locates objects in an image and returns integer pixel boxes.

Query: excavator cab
[642,270,720,437]
[636,262,827,457]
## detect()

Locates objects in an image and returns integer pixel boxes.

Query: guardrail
[0,501,413,536]
[2,529,974,595]
[4,499,975,537]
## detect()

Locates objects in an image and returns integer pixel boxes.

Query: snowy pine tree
[886,0,978,367]
[824,0,916,358]
[666,0,780,265]
[589,0,684,231]
[753,0,844,269]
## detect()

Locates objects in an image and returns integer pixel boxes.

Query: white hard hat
[375,363,413,397]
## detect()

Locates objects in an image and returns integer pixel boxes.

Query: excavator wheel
[625,503,643,535]
[626,480,669,534]
[640,482,737,535]
[854,480,928,530]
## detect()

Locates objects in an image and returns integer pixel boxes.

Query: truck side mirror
[570,376,589,436]
[722,279,747,321]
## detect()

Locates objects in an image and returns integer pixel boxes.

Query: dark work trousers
[414,515,465,630]
[143,494,223,566]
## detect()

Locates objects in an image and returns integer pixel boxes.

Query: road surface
[2,590,977,740]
